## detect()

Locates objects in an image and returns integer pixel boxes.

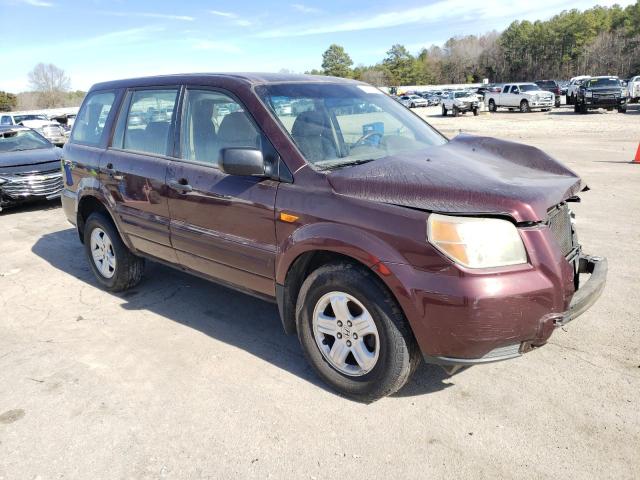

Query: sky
[1,0,636,92]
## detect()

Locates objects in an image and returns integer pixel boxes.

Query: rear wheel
[296,263,420,402]
[441,105,447,116]
[488,99,496,112]
[410,102,415,108]
[452,106,459,117]
[555,98,561,108]
[84,212,145,292]
[520,100,530,113]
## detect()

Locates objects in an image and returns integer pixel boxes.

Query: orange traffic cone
[633,143,640,164]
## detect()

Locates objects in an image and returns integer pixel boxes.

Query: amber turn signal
[279,212,299,223]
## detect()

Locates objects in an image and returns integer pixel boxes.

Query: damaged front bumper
[423,254,607,367]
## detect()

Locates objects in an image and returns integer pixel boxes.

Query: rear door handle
[168,179,193,193]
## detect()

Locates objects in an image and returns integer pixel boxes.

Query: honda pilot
[61,74,607,401]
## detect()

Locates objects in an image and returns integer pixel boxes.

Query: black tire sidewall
[296,264,416,401]
[83,212,140,291]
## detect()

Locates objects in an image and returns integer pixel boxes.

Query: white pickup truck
[485,83,555,113]
[627,75,640,103]
[566,75,591,105]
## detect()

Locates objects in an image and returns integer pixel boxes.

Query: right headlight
[427,214,527,269]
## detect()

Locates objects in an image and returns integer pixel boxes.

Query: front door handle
[168,179,193,193]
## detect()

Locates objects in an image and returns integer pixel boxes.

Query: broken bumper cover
[422,254,607,366]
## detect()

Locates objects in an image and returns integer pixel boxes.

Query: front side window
[71,90,116,146]
[180,89,259,167]
[121,89,179,156]
[0,128,51,152]
[257,83,446,169]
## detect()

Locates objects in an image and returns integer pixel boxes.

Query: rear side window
[71,90,116,146]
[119,89,179,156]
[180,89,259,168]
[0,116,12,125]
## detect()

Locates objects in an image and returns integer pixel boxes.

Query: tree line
[311,2,640,86]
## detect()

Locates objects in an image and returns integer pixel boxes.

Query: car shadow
[0,198,61,215]
[31,228,453,401]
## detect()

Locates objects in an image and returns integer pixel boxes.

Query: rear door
[166,87,278,297]
[101,87,180,262]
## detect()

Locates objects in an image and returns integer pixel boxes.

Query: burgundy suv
[61,74,606,401]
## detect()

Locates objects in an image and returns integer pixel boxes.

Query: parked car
[574,76,627,114]
[441,91,479,116]
[0,125,63,211]
[626,75,640,103]
[485,83,555,112]
[558,80,569,96]
[566,75,591,105]
[0,113,67,146]
[398,94,428,108]
[61,74,606,401]
[535,80,562,107]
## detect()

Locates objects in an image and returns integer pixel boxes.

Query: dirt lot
[1,105,639,479]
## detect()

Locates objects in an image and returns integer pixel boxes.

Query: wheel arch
[76,191,131,250]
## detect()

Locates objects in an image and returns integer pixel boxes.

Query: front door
[166,88,278,297]
[101,87,180,262]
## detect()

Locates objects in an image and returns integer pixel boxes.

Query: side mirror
[220,148,266,176]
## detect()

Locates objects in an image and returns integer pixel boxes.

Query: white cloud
[209,10,237,18]
[99,11,195,21]
[18,0,53,6]
[259,0,636,37]
[291,3,321,14]
[190,40,242,53]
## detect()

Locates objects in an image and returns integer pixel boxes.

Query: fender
[275,222,421,336]
[73,177,136,252]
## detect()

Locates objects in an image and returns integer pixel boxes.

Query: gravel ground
[1,104,639,479]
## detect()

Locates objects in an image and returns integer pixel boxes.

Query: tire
[295,262,420,402]
[410,103,415,108]
[520,100,530,113]
[473,108,479,116]
[555,99,561,108]
[568,94,574,105]
[580,104,588,114]
[441,105,447,116]
[618,107,627,113]
[574,103,581,113]
[83,212,145,292]
[488,99,496,112]
[453,106,459,117]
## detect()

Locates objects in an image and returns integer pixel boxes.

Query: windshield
[13,114,48,123]
[585,78,620,88]
[519,84,540,92]
[454,92,471,98]
[257,83,447,169]
[0,129,51,152]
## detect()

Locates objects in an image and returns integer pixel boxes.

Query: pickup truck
[627,75,640,103]
[574,76,627,113]
[566,75,591,105]
[486,83,555,113]
[441,91,479,116]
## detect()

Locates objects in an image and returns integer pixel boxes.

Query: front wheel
[488,99,496,112]
[618,107,627,113]
[441,105,447,116]
[555,99,561,108]
[410,103,415,108]
[296,263,420,402]
[452,106,459,117]
[520,100,530,113]
[84,212,145,292]
[473,107,479,116]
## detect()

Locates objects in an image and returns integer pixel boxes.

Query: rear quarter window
[71,90,117,146]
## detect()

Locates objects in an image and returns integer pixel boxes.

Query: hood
[0,147,62,174]
[327,134,582,223]
[19,120,55,128]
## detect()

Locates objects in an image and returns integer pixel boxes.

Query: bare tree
[27,63,71,108]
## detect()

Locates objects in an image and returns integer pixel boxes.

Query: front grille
[548,203,574,256]
[0,169,63,198]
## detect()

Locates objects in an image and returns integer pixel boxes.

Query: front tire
[520,100,530,113]
[296,263,420,402]
[84,212,145,292]
[452,106,459,117]
[618,107,627,113]
[473,107,479,116]
[488,99,496,112]
[441,105,447,116]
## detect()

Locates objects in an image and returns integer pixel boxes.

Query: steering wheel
[352,131,384,149]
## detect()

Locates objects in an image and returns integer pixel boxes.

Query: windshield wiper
[320,158,376,170]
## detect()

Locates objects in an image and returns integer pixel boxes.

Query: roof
[90,72,363,92]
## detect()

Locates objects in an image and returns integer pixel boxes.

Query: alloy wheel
[312,291,380,377]
[90,227,116,279]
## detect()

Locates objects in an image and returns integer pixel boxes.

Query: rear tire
[296,263,420,402]
[555,99,561,108]
[83,212,145,292]
[453,106,459,117]
[441,105,447,116]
